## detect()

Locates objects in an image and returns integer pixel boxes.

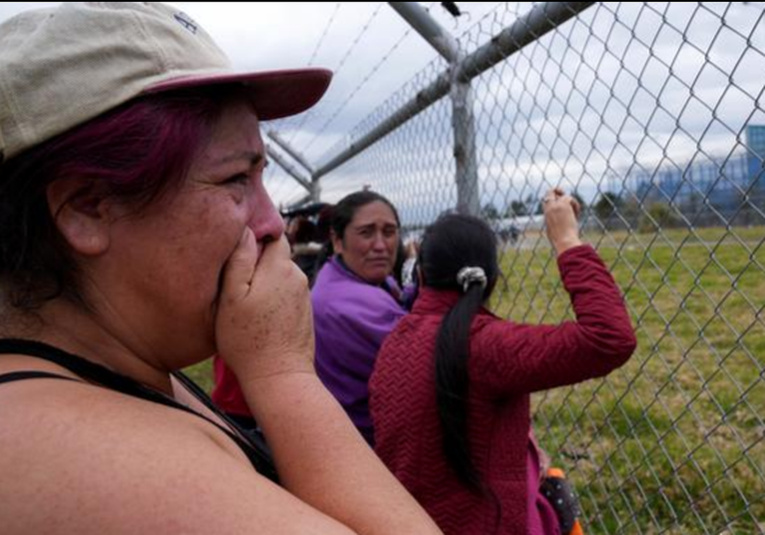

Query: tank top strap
[0,370,79,385]
[0,338,278,482]
[0,338,146,395]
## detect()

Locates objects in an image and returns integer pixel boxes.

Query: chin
[365,271,391,285]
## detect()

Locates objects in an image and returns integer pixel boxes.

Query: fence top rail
[314,2,595,180]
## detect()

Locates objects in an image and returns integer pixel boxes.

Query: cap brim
[146,68,332,121]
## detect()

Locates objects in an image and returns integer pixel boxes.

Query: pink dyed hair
[44,92,221,205]
[0,85,247,308]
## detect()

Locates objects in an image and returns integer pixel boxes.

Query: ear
[330,229,343,256]
[46,177,112,256]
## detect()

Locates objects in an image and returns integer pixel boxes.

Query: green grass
[493,226,765,534]
[183,359,213,394]
[182,225,764,533]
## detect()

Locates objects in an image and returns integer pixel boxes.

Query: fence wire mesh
[271,2,765,533]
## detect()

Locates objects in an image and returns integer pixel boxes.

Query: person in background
[287,215,321,277]
[392,239,408,289]
[312,190,408,446]
[400,238,420,287]
[286,214,316,246]
[370,189,637,534]
[305,203,337,284]
[0,4,442,534]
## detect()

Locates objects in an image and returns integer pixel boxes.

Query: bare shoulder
[0,377,355,535]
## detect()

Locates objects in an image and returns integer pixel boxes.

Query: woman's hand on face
[543,187,583,256]
[215,229,315,384]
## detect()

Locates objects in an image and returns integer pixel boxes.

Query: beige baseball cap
[0,2,332,162]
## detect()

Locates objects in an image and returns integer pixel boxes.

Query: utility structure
[269,2,594,216]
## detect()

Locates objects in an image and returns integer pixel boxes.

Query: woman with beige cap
[0,3,441,534]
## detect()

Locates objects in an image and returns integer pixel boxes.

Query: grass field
[184,226,764,534]
[183,356,213,392]
[494,226,764,534]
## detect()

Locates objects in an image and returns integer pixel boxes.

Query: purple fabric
[528,440,561,535]
[312,257,407,445]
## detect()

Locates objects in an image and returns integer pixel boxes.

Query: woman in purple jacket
[312,191,408,446]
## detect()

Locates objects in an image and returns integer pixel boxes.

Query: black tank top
[0,338,278,483]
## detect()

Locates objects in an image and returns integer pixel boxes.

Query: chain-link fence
[270,2,765,532]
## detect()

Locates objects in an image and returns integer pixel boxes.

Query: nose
[248,184,285,243]
[371,231,388,251]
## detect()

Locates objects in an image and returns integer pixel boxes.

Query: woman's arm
[216,230,441,535]
[246,374,442,534]
[473,191,637,395]
[0,378,361,535]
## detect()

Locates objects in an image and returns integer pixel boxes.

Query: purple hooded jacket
[312,257,407,445]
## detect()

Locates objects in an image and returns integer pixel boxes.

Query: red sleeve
[471,244,637,396]
[211,355,251,416]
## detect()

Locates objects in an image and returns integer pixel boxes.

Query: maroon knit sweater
[370,245,637,535]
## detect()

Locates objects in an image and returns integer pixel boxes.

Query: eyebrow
[211,151,265,167]
[353,222,399,231]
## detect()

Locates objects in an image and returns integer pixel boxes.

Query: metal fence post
[451,54,480,216]
[267,130,322,204]
[389,1,479,215]
[265,143,314,201]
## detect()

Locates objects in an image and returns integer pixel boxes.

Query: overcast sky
[3,3,764,215]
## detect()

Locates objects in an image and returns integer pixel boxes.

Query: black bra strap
[0,338,278,482]
[0,370,79,385]
[171,370,277,480]
[0,339,154,399]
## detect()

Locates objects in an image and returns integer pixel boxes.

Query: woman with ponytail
[370,189,637,535]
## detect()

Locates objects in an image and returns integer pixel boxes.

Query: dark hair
[330,190,400,241]
[305,205,334,288]
[291,217,317,245]
[418,213,499,490]
[0,85,247,310]
[314,205,333,244]
[393,239,406,288]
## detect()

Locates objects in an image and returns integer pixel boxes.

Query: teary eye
[224,173,249,185]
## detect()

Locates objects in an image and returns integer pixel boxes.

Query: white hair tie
[456,266,487,293]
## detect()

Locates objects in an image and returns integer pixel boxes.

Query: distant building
[619,125,765,222]
[746,124,765,184]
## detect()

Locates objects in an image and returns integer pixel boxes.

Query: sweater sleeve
[472,244,637,396]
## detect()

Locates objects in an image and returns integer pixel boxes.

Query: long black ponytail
[418,213,499,490]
